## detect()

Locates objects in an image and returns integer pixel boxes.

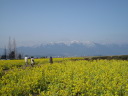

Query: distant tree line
[69,55,128,61]
[89,55,128,60]
[0,37,22,60]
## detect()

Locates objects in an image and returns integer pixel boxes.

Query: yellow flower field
[0,58,128,96]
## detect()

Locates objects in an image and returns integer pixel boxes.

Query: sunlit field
[0,58,128,96]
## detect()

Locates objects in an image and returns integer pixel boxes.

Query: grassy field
[0,58,128,96]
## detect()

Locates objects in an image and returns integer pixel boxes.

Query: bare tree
[8,37,18,59]
[8,37,12,59]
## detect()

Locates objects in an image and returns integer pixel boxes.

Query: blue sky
[0,0,128,48]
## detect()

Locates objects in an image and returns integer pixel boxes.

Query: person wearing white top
[24,56,28,66]
[31,56,35,66]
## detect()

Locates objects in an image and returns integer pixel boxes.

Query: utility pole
[13,38,17,59]
[4,46,7,59]
[8,37,12,59]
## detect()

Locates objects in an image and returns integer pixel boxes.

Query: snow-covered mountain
[1,41,128,57]
[18,41,128,57]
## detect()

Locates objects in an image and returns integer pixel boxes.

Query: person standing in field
[49,56,53,64]
[31,56,35,66]
[24,55,28,66]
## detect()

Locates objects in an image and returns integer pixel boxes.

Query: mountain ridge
[0,41,128,57]
[18,41,128,57]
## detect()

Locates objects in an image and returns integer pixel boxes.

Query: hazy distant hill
[0,48,3,55]
[0,41,128,57]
